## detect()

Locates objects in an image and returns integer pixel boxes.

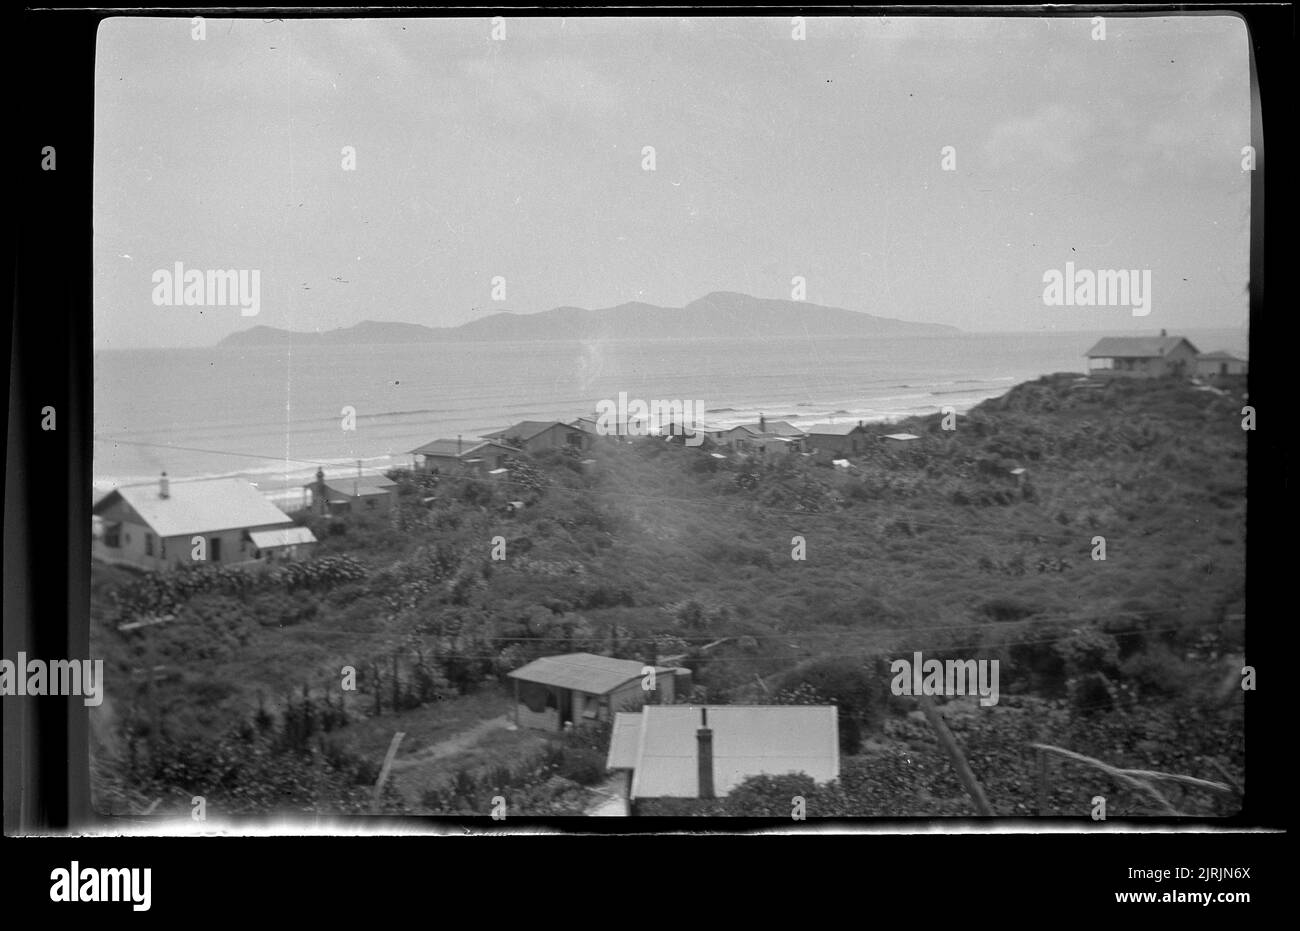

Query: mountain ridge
[216,291,959,347]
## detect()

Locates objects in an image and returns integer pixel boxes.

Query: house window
[210,537,222,562]
[366,498,378,510]
[145,533,154,556]
[103,522,121,548]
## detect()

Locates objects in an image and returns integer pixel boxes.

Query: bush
[557,748,607,786]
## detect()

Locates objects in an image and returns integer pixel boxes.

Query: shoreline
[91,383,1018,507]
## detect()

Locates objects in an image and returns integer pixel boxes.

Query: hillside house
[507,653,683,732]
[1084,333,1200,378]
[606,705,840,801]
[483,420,589,454]
[805,422,869,462]
[409,437,521,474]
[720,417,806,455]
[92,474,311,571]
[1195,351,1248,377]
[304,469,397,515]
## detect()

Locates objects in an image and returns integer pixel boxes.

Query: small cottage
[507,652,683,732]
[304,469,397,515]
[483,420,589,454]
[92,474,311,570]
[1084,333,1200,378]
[409,437,521,474]
[805,421,869,462]
[1195,351,1248,377]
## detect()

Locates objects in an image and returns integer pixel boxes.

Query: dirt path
[386,714,513,803]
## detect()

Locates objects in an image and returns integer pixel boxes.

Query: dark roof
[409,438,519,458]
[1085,336,1199,358]
[1197,351,1247,362]
[762,421,805,437]
[483,420,576,442]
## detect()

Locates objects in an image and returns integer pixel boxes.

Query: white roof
[883,433,920,441]
[248,527,317,548]
[610,705,840,799]
[94,477,295,538]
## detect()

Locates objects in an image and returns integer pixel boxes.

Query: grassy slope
[89,373,1247,815]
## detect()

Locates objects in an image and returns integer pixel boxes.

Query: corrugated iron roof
[606,712,643,770]
[882,433,920,441]
[93,478,295,538]
[248,526,318,548]
[507,652,675,695]
[624,705,840,799]
[1085,336,1199,358]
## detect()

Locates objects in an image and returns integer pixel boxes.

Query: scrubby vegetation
[90,373,1247,818]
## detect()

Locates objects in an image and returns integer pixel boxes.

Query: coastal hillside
[215,291,958,347]
[89,373,1246,818]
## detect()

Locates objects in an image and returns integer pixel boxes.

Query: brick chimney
[159,471,170,499]
[697,707,715,799]
[315,468,326,514]
[1160,329,1167,337]
[759,412,767,432]
[457,434,463,455]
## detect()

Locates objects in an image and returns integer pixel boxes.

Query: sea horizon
[92,326,1248,506]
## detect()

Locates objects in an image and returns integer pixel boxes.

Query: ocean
[92,327,1248,507]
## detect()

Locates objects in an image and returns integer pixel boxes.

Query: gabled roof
[1085,336,1199,358]
[248,526,318,548]
[805,422,864,436]
[309,476,397,497]
[1197,350,1247,362]
[762,421,804,437]
[483,420,576,442]
[728,421,805,438]
[507,652,675,695]
[608,705,840,799]
[92,478,295,538]
[409,438,519,458]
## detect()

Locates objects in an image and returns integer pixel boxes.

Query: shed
[507,652,682,732]
[1195,351,1248,377]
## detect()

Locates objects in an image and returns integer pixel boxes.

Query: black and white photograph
[4,5,1288,910]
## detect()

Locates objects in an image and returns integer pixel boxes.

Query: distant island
[215,291,960,347]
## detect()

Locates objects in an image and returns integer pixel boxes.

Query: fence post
[918,696,993,816]
[371,731,406,813]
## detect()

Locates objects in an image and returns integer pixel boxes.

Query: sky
[93,15,1252,350]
